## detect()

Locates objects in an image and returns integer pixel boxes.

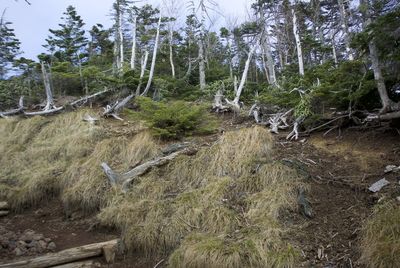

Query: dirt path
[276,129,400,267]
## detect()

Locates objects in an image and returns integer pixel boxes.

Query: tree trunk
[41,62,54,111]
[130,16,137,70]
[119,10,124,66]
[292,8,305,76]
[136,50,149,96]
[338,0,354,60]
[169,27,175,78]
[0,240,119,268]
[198,38,206,90]
[142,11,162,96]
[263,34,276,85]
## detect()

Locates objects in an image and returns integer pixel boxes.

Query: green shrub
[125,97,218,140]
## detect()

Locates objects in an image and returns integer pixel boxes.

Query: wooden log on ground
[52,260,96,268]
[101,146,196,192]
[0,96,24,117]
[70,88,112,107]
[103,94,135,120]
[0,239,119,268]
[0,211,9,217]
[24,106,64,116]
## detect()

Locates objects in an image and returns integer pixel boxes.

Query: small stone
[396,196,400,203]
[38,240,47,249]
[14,247,24,256]
[26,240,38,248]
[47,242,56,251]
[44,238,51,243]
[20,230,35,242]
[17,240,27,248]
[32,234,44,241]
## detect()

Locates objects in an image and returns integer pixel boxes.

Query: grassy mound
[361,202,400,268]
[0,110,159,212]
[99,126,306,267]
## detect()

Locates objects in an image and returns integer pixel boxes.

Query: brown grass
[360,201,400,268]
[0,111,159,212]
[99,126,305,267]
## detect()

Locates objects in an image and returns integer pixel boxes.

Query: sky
[1,0,250,61]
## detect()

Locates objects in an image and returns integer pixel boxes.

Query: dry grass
[99,126,305,267]
[0,111,159,212]
[0,114,307,267]
[360,202,400,268]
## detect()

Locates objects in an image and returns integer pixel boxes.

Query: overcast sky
[1,0,251,61]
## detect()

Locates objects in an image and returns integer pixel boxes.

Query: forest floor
[0,118,399,267]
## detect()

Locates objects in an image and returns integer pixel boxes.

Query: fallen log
[0,239,119,268]
[101,146,196,192]
[0,211,9,217]
[70,88,112,107]
[103,94,135,120]
[0,96,24,117]
[53,260,96,268]
[24,106,64,116]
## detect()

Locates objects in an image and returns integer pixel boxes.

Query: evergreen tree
[0,12,21,79]
[45,5,88,65]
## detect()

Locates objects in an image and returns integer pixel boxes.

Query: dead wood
[0,239,119,268]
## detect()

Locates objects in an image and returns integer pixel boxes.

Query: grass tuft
[361,202,400,268]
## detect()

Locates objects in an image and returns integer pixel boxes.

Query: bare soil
[1,125,399,268]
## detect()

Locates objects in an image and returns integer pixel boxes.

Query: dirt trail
[276,129,400,267]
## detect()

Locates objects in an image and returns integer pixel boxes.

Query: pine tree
[45,5,88,65]
[0,11,21,79]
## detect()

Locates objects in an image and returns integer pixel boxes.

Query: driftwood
[0,97,24,117]
[102,145,196,192]
[70,88,112,107]
[24,107,64,116]
[53,260,96,268]
[103,94,135,120]
[0,239,119,268]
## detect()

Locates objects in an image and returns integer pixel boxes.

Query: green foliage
[125,97,218,139]
[0,17,21,78]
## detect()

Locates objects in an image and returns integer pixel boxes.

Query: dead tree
[0,96,24,117]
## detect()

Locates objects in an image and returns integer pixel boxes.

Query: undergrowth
[99,126,306,267]
[361,201,400,268]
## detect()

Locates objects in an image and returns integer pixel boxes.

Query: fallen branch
[24,106,64,116]
[0,239,119,268]
[70,88,112,107]
[0,96,24,117]
[103,94,135,120]
[101,146,196,192]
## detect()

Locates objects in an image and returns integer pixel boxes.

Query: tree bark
[142,11,162,96]
[169,26,175,78]
[0,96,24,117]
[338,0,354,61]
[41,62,55,111]
[198,38,206,90]
[292,8,305,76]
[0,240,119,268]
[130,16,137,70]
[136,50,149,96]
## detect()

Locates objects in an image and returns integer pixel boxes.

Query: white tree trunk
[226,45,256,110]
[130,16,137,70]
[198,38,206,90]
[331,32,338,66]
[292,8,305,76]
[338,0,354,61]
[142,11,162,96]
[136,50,149,95]
[169,27,175,78]
[263,34,276,85]
[119,11,124,66]
[41,62,55,111]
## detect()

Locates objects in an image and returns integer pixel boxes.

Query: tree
[45,6,88,65]
[0,10,21,79]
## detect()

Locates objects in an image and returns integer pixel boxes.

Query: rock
[17,240,27,248]
[38,240,47,249]
[14,247,24,256]
[396,196,400,203]
[368,178,390,193]
[20,230,35,242]
[0,201,9,210]
[47,242,56,250]
[44,238,52,243]
[32,233,44,241]
[26,240,38,248]
[384,165,400,173]
[0,210,9,217]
